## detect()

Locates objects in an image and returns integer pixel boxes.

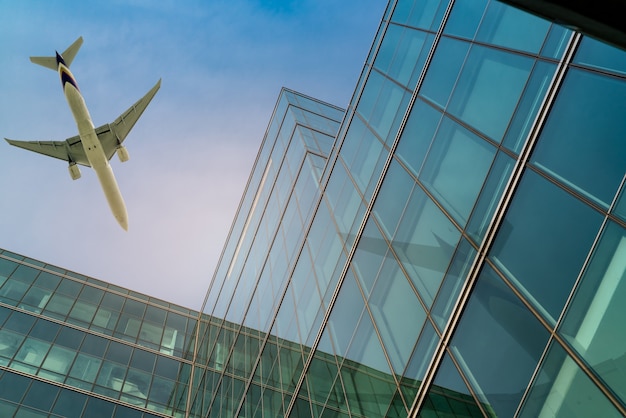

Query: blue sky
[0,1,386,309]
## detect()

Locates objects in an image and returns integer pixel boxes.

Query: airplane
[4,36,161,230]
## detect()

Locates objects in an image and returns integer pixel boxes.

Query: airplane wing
[4,135,90,166]
[95,79,161,160]
[4,79,160,164]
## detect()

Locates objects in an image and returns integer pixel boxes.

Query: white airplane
[5,36,160,230]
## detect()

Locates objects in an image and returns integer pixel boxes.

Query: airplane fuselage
[57,58,129,230]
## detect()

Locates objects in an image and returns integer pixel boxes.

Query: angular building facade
[2,0,626,417]
[0,249,198,417]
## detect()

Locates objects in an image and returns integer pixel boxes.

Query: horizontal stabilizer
[29,56,57,70]
[30,36,83,70]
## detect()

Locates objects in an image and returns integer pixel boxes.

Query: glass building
[2,0,626,417]
[0,249,199,417]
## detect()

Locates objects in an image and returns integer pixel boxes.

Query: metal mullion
[285,0,459,414]
[408,25,583,418]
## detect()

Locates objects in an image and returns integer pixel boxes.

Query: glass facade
[0,250,198,416]
[2,1,626,417]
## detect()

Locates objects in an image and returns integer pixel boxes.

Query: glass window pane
[392,189,461,307]
[420,354,486,417]
[443,0,488,39]
[41,345,75,374]
[368,253,426,373]
[342,312,395,418]
[373,159,415,240]
[574,36,626,76]
[376,24,430,88]
[0,372,31,403]
[56,279,82,297]
[541,24,572,59]
[450,265,550,417]
[33,272,61,291]
[420,37,470,109]
[70,353,103,383]
[431,238,477,331]
[352,219,390,298]
[490,170,603,322]
[4,311,35,334]
[11,265,39,285]
[395,99,443,179]
[15,337,50,367]
[465,151,515,245]
[326,272,365,359]
[401,320,439,401]
[82,397,115,418]
[475,1,550,53]
[503,60,557,154]
[531,68,626,208]
[52,389,87,417]
[0,329,26,362]
[408,0,443,30]
[21,380,58,412]
[448,45,534,142]
[519,341,623,418]
[420,117,497,226]
[560,221,626,403]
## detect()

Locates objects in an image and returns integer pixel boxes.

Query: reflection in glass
[373,158,415,240]
[560,221,626,403]
[443,0,488,40]
[395,99,442,179]
[401,320,439,402]
[519,341,622,418]
[368,252,426,373]
[375,24,430,88]
[392,189,461,307]
[420,117,496,226]
[574,36,626,76]
[450,265,550,417]
[420,353,492,417]
[531,69,626,208]
[475,1,550,53]
[465,152,515,245]
[490,170,603,322]
[431,238,477,331]
[503,61,557,154]
[420,37,470,109]
[448,44,534,142]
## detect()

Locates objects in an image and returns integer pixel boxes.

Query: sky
[0,0,387,310]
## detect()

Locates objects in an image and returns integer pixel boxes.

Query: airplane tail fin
[30,36,83,70]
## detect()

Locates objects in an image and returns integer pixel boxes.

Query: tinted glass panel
[395,99,443,178]
[420,37,470,109]
[448,44,534,142]
[368,252,426,373]
[451,265,550,417]
[574,36,626,76]
[560,221,626,403]
[392,188,461,307]
[421,354,486,417]
[531,69,626,207]
[420,117,496,225]
[475,1,550,53]
[443,0,488,39]
[519,341,623,418]
[489,170,603,321]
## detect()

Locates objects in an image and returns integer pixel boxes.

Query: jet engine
[68,163,81,180]
[117,145,130,163]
